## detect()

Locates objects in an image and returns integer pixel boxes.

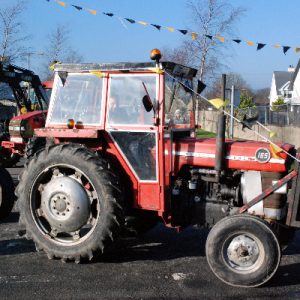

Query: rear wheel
[16,143,124,262]
[206,214,281,287]
[0,167,15,219]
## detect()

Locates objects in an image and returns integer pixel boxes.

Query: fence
[237,104,300,127]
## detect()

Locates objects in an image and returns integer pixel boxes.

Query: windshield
[107,74,157,126]
[47,73,103,125]
[165,74,194,125]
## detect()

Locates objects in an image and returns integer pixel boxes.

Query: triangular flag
[257,43,266,51]
[103,12,114,17]
[56,1,66,7]
[216,35,225,42]
[125,18,135,24]
[283,46,291,55]
[178,29,188,35]
[137,21,148,26]
[166,27,175,32]
[49,60,61,71]
[148,68,164,74]
[90,71,104,78]
[270,143,283,159]
[151,24,161,30]
[269,131,277,138]
[272,44,281,48]
[241,114,258,130]
[295,47,300,53]
[208,98,224,109]
[191,32,198,40]
[205,35,213,40]
[233,39,241,43]
[72,5,82,10]
[246,41,254,46]
[86,9,97,15]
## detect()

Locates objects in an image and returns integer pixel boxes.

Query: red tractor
[16,50,300,287]
[0,63,50,167]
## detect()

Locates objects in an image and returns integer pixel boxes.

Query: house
[290,59,300,105]
[269,66,294,105]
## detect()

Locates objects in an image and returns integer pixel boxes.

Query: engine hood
[170,137,295,172]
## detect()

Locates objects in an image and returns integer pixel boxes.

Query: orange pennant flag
[246,41,254,46]
[137,21,148,26]
[191,32,198,40]
[86,8,97,15]
[270,143,283,159]
[272,44,281,48]
[56,1,66,7]
[216,35,225,43]
[166,27,175,32]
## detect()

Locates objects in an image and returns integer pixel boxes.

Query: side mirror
[142,95,153,112]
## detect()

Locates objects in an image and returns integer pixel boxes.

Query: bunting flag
[208,98,224,109]
[56,1,66,7]
[137,21,148,26]
[72,5,82,11]
[216,35,225,43]
[166,27,175,32]
[86,8,97,15]
[45,0,300,56]
[257,43,266,51]
[90,71,105,78]
[178,29,188,35]
[269,131,277,138]
[270,143,283,159]
[191,32,198,41]
[241,114,259,130]
[151,24,161,30]
[283,46,291,55]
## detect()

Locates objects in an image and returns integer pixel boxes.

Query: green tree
[271,97,285,112]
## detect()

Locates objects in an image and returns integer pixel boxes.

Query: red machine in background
[0,63,50,166]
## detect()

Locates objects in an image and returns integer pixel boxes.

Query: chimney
[288,65,295,72]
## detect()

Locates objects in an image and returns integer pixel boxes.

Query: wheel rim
[30,164,100,246]
[222,232,264,273]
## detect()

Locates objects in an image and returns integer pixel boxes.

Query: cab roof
[54,61,197,80]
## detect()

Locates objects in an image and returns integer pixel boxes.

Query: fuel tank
[168,137,294,173]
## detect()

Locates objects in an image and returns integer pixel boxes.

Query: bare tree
[164,0,245,84]
[42,24,83,79]
[206,72,251,99]
[0,1,29,63]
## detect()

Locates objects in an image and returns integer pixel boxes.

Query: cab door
[105,72,164,211]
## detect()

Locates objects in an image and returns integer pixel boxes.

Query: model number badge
[255,148,271,163]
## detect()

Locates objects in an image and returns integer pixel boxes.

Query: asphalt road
[1,166,300,299]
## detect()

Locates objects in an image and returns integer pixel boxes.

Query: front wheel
[206,215,281,287]
[16,143,124,262]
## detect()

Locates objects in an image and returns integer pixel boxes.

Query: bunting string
[45,0,300,56]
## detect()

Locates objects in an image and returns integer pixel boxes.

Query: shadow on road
[100,224,209,263]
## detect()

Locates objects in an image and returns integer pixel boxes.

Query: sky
[2,0,300,90]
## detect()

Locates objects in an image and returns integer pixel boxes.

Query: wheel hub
[226,235,259,269]
[40,176,91,233]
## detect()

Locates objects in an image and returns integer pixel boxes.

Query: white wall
[269,74,277,105]
[292,72,300,104]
